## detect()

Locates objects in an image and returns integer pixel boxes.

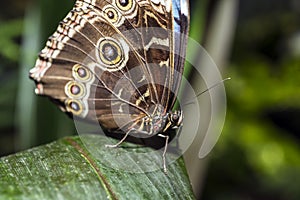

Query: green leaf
[0,135,195,199]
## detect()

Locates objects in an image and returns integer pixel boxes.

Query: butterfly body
[29,0,189,170]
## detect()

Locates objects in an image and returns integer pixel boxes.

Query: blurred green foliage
[0,19,23,62]
[200,1,300,199]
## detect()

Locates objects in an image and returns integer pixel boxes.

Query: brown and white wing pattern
[29,0,189,135]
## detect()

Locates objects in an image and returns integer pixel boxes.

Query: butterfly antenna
[183,77,231,106]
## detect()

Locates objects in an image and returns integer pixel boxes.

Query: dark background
[0,0,300,199]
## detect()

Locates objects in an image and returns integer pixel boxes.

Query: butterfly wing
[29,0,189,133]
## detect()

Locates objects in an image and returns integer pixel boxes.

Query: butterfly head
[169,110,184,129]
[161,110,183,132]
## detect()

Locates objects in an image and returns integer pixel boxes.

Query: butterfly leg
[105,128,149,148]
[105,129,133,148]
[158,134,169,174]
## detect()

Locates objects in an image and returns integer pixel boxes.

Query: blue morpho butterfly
[29,0,190,172]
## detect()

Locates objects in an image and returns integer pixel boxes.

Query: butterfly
[29,0,189,172]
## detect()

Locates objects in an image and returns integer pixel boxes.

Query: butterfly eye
[116,0,134,12]
[65,81,85,98]
[65,99,83,116]
[72,64,92,82]
[98,38,122,66]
